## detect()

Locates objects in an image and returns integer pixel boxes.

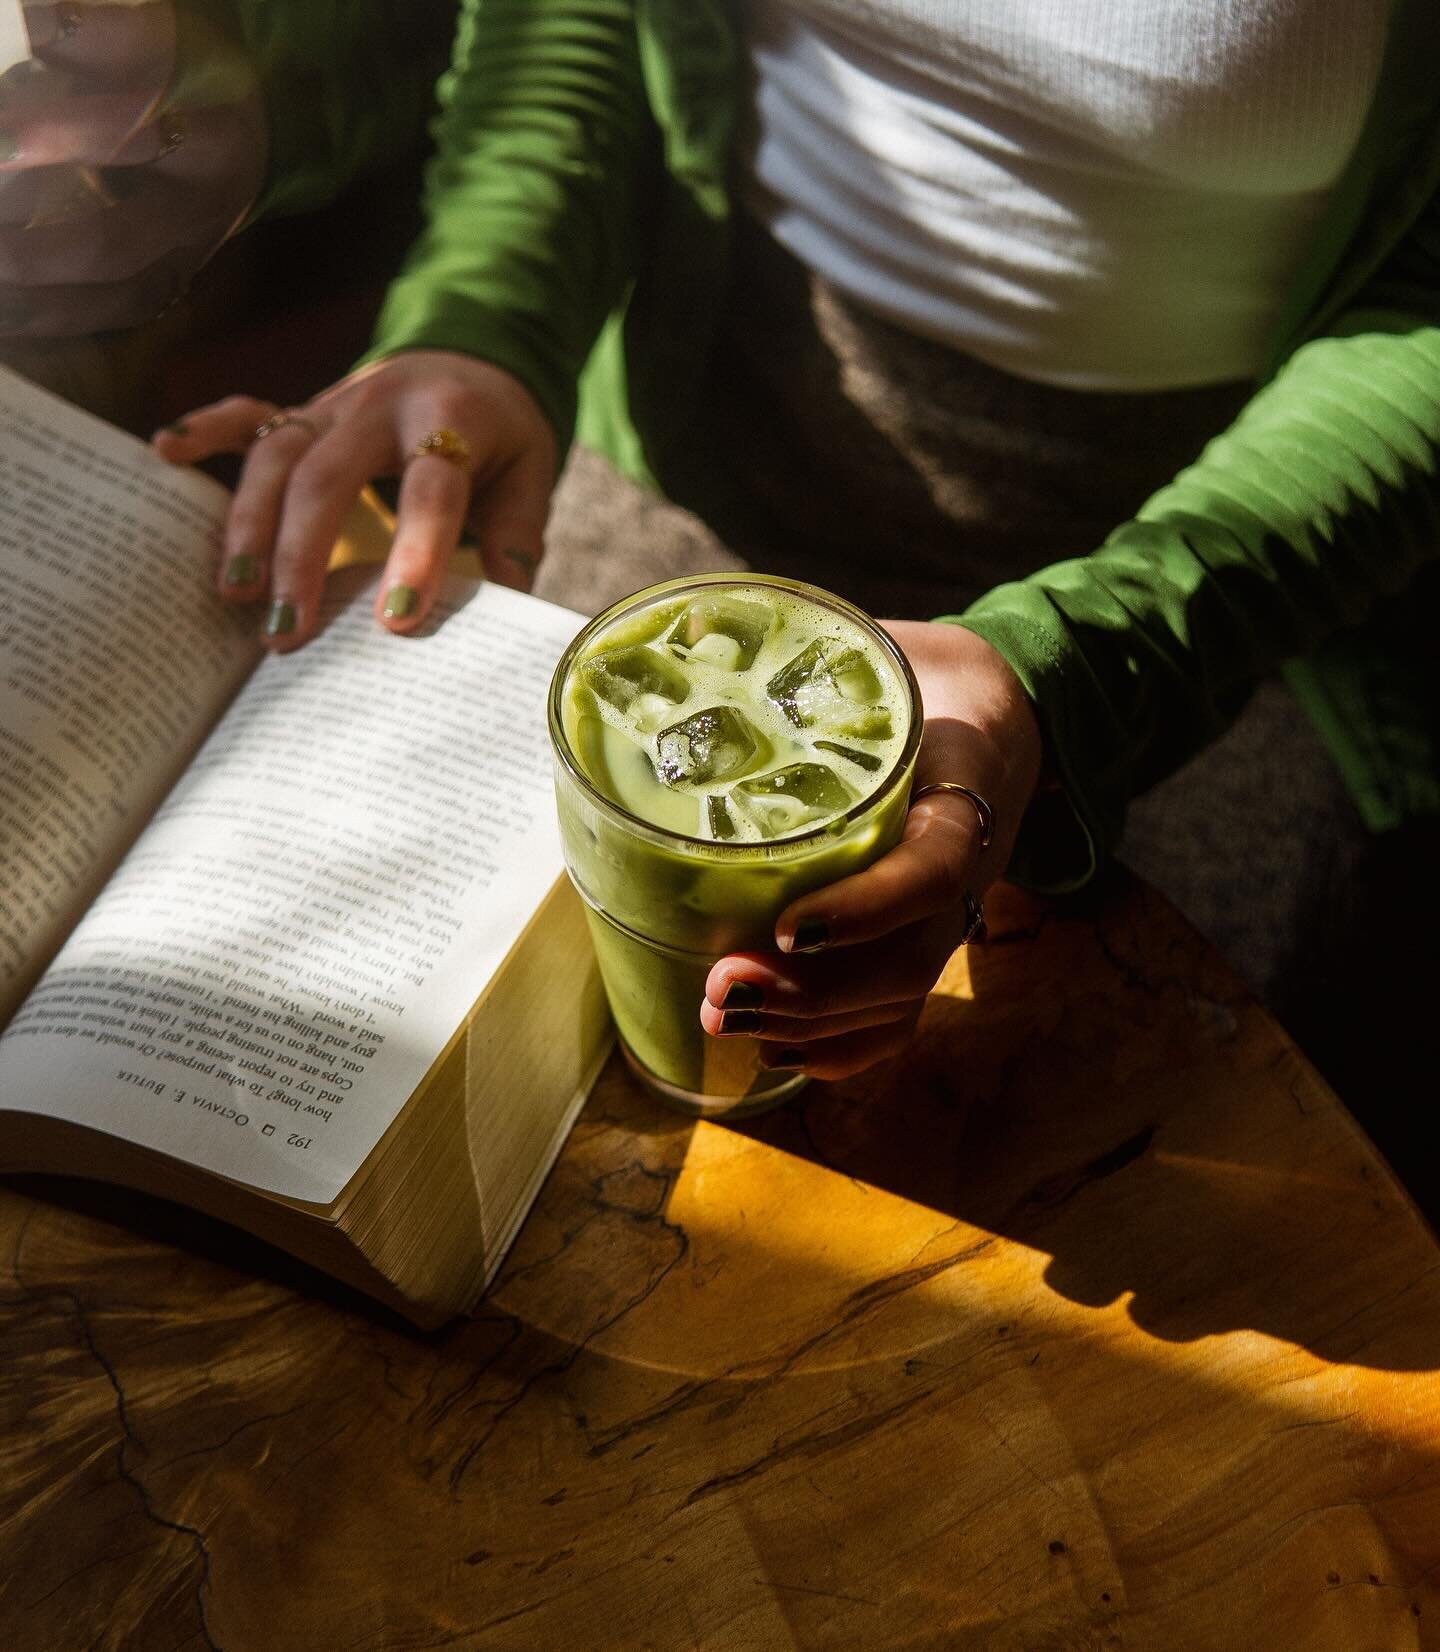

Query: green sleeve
[950,226,1440,892]
[358,0,655,451]
[196,0,455,223]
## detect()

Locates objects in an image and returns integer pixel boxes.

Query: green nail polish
[765,1048,807,1072]
[722,980,764,1010]
[225,554,259,587]
[0,131,19,164]
[382,583,417,620]
[264,599,296,638]
[163,419,190,438]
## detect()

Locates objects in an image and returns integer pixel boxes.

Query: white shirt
[737,1,1392,388]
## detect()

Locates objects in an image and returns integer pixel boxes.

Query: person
[155,0,1440,1090]
[0,0,454,419]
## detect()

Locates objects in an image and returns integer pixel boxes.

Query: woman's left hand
[700,620,1044,1080]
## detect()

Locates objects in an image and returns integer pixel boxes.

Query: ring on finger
[911,780,994,849]
[253,410,321,443]
[411,427,473,472]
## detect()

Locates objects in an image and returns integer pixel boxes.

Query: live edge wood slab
[3,870,1438,1652]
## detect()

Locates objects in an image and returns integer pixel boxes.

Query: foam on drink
[564,585,912,842]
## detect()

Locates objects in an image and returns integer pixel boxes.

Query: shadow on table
[727,867,1440,1376]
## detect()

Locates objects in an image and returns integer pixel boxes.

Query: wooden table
[3,870,1439,1651]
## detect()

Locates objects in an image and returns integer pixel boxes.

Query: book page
[0,369,257,1023]
[0,571,586,1204]
[0,0,27,75]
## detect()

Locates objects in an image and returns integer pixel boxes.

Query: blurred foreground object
[0,1,266,338]
[0,1,454,421]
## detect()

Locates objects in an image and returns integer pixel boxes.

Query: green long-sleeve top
[366,0,1440,890]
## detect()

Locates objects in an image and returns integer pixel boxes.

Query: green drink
[549,575,920,1116]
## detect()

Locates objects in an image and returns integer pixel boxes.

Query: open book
[0,369,611,1327]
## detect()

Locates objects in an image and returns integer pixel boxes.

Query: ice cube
[668,594,775,671]
[655,705,767,787]
[814,739,883,773]
[581,645,690,717]
[730,763,855,838]
[766,638,893,738]
[706,794,737,840]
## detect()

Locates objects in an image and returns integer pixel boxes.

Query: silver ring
[911,781,994,849]
[253,410,321,443]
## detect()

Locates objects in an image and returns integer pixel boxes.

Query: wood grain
[3,869,1438,1651]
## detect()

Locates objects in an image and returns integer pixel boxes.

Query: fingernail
[788,918,829,954]
[719,1009,761,1036]
[764,1048,807,1071]
[382,583,417,620]
[264,599,296,638]
[502,547,538,576]
[225,554,259,587]
[162,420,190,438]
[0,131,19,164]
[721,980,764,1010]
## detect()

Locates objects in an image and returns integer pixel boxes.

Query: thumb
[467,445,553,592]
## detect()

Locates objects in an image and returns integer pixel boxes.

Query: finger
[775,794,984,952]
[266,424,394,649]
[467,442,552,592]
[0,170,45,226]
[0,170,212,284]
[0,249,187,335]
[704,926,952,1022]
[0,92,158,169]
[151,395,280,462]
[374,448,472,632]
[699,992,922,1044]
[218,418,327,602]
[24,3,174,81]
[752,1009,925,1084]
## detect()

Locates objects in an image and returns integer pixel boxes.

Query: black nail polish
[765,1048,807,1071]
[719,1009,761,1036]
[722,980,764,1010]
[790,918,829,953]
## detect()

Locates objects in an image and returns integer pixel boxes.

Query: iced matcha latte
[549,575,920,1115]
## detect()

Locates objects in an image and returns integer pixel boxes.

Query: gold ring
[910,781,994,849]
[253,411,320,442]
[411,428,473,471]
[153,107,188,160]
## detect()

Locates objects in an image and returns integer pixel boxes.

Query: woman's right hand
[152,350,559,649]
